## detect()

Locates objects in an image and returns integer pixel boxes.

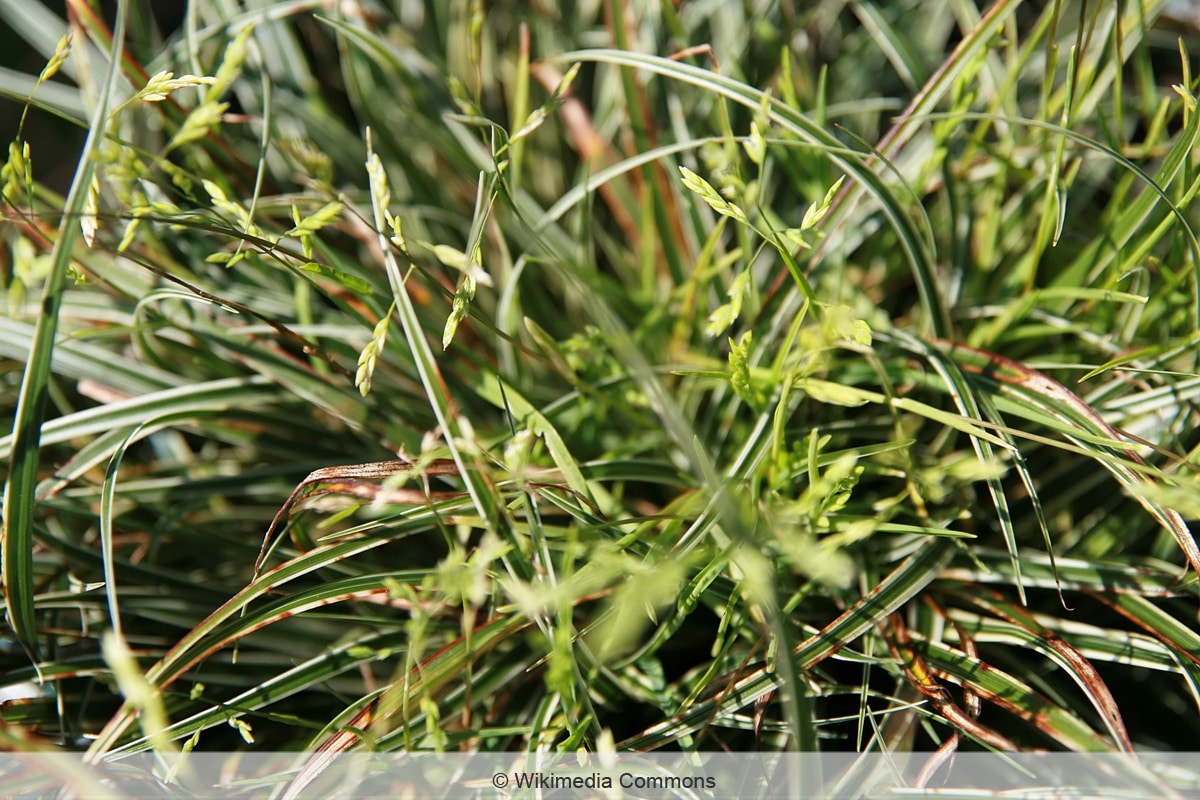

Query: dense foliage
[3,0,1200,762]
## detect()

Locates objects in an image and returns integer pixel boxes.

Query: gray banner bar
[3,752,1199,798]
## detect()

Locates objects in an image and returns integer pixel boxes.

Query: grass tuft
[2,0,1199,760]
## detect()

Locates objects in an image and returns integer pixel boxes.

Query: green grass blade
[2,0,129,657]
